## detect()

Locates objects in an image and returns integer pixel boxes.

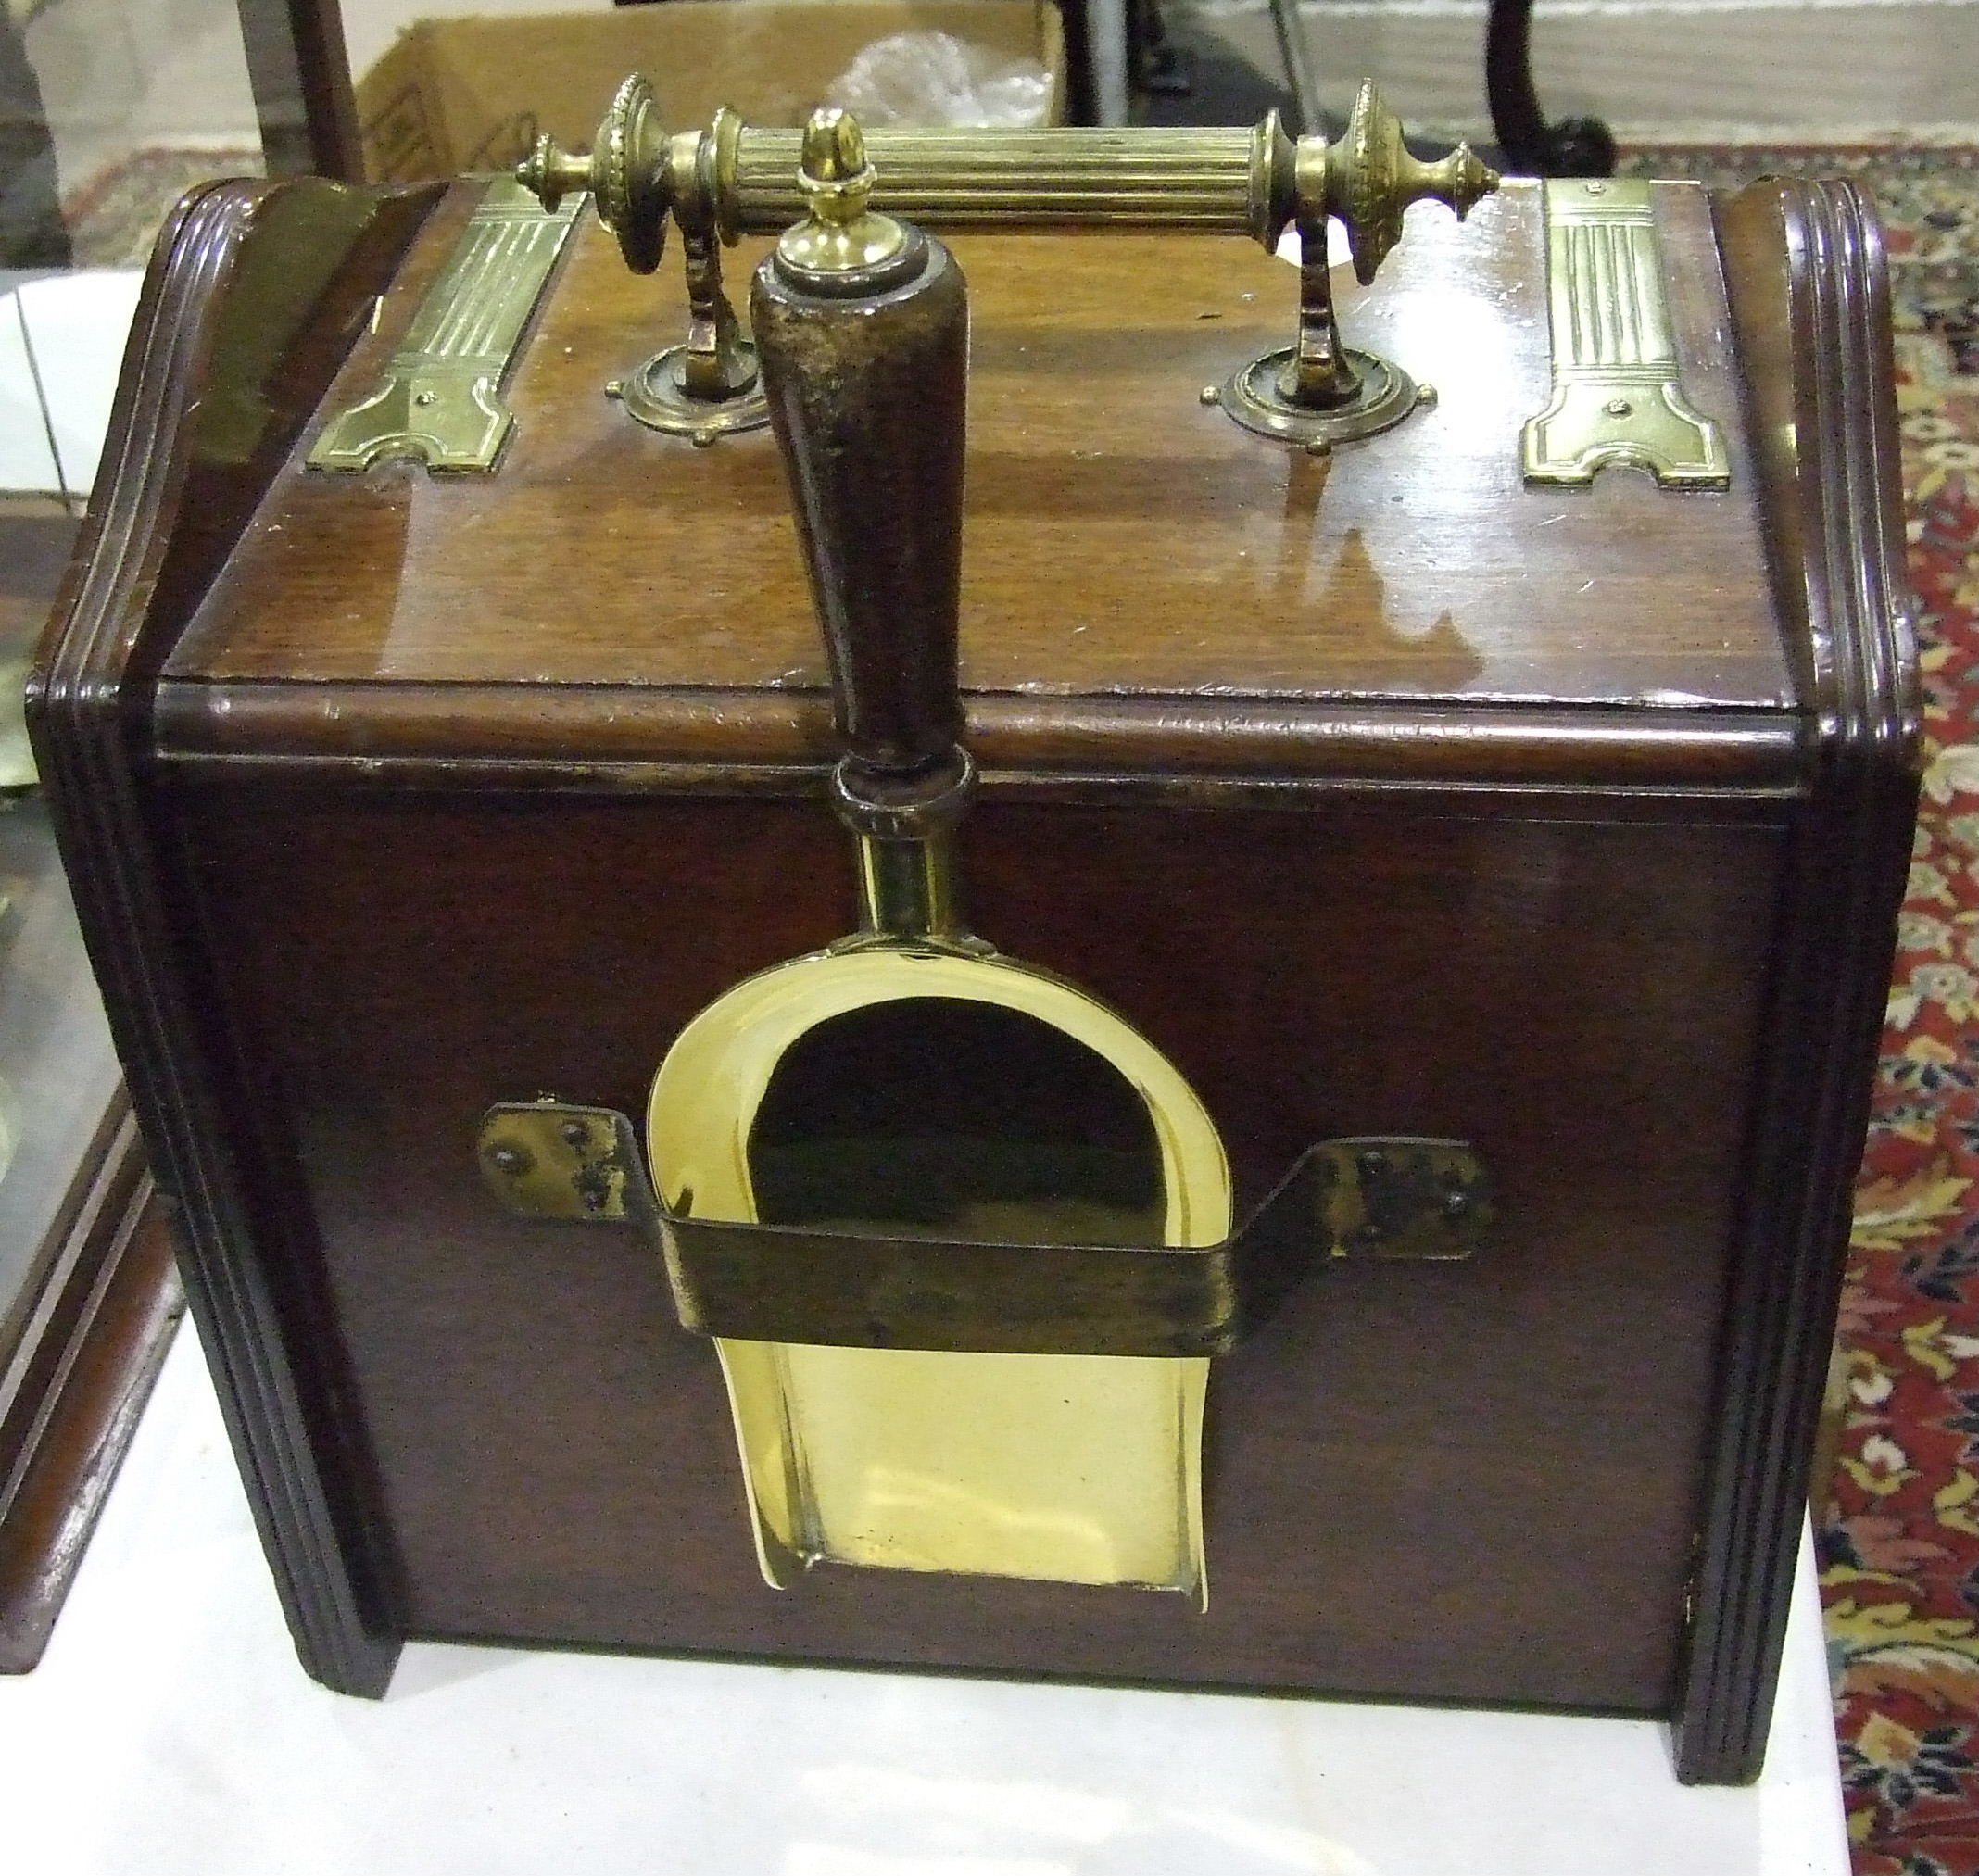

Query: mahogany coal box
[29,167,1915,1784]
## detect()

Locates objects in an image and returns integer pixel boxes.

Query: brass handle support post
[518,80,1498,450]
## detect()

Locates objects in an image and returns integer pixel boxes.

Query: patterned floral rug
[63,146,263,270]
[1635,145,1978,1874]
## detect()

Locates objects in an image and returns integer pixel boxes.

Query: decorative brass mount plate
[477,1101,1493,1358]
[1521,179,1730,489]
[308,179,581,473]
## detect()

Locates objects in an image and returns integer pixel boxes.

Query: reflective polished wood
[165,182,1788,763]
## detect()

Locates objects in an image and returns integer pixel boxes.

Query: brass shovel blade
[647,943,1231,1605]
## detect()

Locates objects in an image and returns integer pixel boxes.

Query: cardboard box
[357,0,1065,183]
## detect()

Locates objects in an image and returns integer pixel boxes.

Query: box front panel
[176,780,1783,1713]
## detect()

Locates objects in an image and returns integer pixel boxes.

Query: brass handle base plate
[608,342,770,442]
[1212,346,1432,452]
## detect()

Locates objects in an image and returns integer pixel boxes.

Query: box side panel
[23,178,452,1699]
[172,780,1784,1714]
[354,27,447,184]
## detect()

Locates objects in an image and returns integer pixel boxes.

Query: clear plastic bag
[825,31,1053,129]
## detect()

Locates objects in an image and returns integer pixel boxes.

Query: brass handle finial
[1328,81,1496,286]
[515,135,591,215]
[798,107,871,217]
[515,72,670,274]
[777,108,913,283]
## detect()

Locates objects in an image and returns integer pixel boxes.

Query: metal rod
[1090,0,1132,127]
[1267,0,1327,138]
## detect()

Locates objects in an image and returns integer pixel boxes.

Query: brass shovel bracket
[516,78,1496,450]
[477,1100,1494,1358]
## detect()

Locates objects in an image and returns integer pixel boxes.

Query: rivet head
[1443,1190,1473,1221]
[1305,437,1332,458]
[691,428,718,449]
[1605,396,1633,418]
[488,1144,531,1177]
[1415,383,1439,409]
[1200,384,1221,407]
[560,1119,590,1148]
[1356,1148,1388,1178]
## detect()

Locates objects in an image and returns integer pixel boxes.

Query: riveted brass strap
[477,1102,1491,1356]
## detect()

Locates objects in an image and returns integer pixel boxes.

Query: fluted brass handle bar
[727,125,1279,240]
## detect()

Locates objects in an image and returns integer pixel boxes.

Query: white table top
[0,1324,1850,1874]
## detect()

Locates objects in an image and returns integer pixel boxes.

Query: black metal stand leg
[1485,0,1617,176]
[1131,0,1195,103]
[0,4,71,265]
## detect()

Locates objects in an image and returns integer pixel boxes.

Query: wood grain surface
[176,779,1782,1714]
[29,177,449,1699]
[164,180,1789,744]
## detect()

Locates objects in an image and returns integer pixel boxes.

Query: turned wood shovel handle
[750,111,969,807]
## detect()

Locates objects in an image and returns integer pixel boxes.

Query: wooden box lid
[157,178,1798,792]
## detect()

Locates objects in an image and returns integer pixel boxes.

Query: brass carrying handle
[518,82,1496,450]
[519,77,1495,289]
[750,111,971,820]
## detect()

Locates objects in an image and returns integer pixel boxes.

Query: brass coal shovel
[647,111,1232,1603]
